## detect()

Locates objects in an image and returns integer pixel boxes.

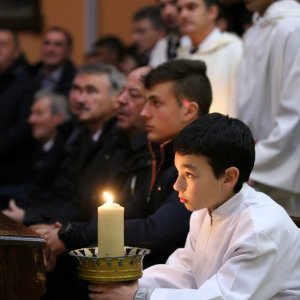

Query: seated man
[31,26,76,96]
[31,67,152,300]
[0,28,39,205]
[2,64,125,225]
[2,90,72,210]
[39,59,211,274]
[89,113,300,299]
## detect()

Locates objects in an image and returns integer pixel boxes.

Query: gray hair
[34,90,71,121]
[76,64,125,96]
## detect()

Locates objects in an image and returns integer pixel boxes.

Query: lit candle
[98,191,124,257]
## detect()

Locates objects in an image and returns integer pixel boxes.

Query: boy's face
[173,152,228,212]
[141,82,188,143]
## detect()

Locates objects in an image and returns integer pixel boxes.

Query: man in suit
[32,26,76,96]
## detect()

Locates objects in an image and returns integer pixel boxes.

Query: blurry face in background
[132,18,164,54]
[41,30,71,68]
[158,0,179,31]
[94,46,120,68]
[244,0,275,16]
[69,73,114,130]
[177,0,216,42]
[0,30,19,72]
[28,97,62,144]
[117,67,149,135]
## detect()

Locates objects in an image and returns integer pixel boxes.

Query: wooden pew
[0,212,46,300]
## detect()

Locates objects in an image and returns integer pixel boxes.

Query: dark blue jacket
[0,55,38,186]
[63,140,191,268]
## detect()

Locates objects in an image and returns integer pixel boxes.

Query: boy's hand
[88,281,138,300]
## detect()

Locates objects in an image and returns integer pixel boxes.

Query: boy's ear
[223,167,239,188]
[183,100,199,121]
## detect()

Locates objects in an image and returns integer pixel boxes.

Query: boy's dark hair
[144,59,212,116]
[174,113,255,192]
[133,5,165,30]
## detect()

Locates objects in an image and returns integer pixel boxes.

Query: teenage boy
[89,113,300,300]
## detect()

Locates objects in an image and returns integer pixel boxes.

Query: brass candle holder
[69,246,150,282]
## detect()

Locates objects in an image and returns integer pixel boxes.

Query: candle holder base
[69,247,150,282]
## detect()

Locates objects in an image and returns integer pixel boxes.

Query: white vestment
[235,0,300,193]
[177,28,242,116]
[139,185,300,299]
[148,38,168,68]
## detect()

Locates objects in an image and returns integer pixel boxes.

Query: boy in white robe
[235,0,300,201]
[88,113,300,300]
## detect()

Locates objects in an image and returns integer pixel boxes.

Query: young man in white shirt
[176,0,242,115]
[88,113,300,300]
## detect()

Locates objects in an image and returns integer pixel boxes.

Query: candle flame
[102,191,114,204]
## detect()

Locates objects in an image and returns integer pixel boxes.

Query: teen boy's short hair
[144,59,212,117]
[174,113,255,192]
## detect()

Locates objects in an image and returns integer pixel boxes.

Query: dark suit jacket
[23,118,122,225]
[62,140,191,268]
[14,121,75,208]
[0,55,39,185]
[31,60,76,96]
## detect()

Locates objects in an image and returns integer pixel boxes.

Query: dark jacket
[31,60,76,96]
[0,54,39,185]
[63,140,191,268]
[15,121,74,208]
[23,118,120,225]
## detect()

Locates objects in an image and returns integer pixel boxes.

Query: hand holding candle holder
[69,246,150,282]
[69,191,150,282]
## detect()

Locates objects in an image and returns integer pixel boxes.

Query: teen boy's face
[141,82,188,143]
[173,152,227,212]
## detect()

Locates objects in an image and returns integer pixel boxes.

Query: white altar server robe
[235,0,300,193]
[140,185,300,299]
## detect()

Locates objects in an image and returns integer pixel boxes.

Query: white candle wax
[98,200,124,257]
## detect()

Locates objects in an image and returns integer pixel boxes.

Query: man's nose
[117,91,128,105]
[140,102,150,118]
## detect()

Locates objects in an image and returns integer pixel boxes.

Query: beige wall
[19,0,155,66]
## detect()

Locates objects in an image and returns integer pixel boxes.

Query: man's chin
[146,132,161,143]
